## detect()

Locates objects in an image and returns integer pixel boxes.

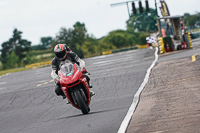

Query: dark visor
[55,50,66,58]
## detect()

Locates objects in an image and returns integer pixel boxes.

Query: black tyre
[87,107,90,113]
[74,90,89,114]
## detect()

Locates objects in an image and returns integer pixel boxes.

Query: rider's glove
[55,79,60,85]
[82,67,87,73]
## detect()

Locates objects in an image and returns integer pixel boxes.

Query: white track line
[0,73,10,79]
[117,47,159,133]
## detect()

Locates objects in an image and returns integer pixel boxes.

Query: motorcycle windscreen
[60,63,74,77]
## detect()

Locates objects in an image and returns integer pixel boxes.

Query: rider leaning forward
[51,44,95,99]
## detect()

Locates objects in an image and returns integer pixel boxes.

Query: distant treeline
[0,22,150,69]
[0,10,199,70]
[184,12,200,29]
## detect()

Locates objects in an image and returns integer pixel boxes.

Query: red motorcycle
[58,61,91,114]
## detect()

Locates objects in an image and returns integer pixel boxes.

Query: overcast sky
[0,0,199,48]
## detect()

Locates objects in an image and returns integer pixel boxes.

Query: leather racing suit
[51,52,90,96]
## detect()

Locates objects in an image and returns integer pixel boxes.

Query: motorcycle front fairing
[58,63,91,108]
[59,63,82,85]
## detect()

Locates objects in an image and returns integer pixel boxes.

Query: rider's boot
[90,90,95,97]
[66,100,70,104]
[89,84,93,88]
[61,94,70,104]
[88,81,95,97]
[62,95,66,99]
[62,95,70,104]
[88,82,95,97]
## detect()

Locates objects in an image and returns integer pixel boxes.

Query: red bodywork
[58,64,91,109]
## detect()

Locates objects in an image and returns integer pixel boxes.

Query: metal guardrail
[102,50,112,55]
[137,45,147,49]
[25,61,51,68]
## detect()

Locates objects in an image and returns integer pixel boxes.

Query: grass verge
[0,63,51,76]
[0,67,31,76]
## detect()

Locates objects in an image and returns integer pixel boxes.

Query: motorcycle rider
[51,44,95,99]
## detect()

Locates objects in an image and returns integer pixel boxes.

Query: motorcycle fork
[70,84,87,105]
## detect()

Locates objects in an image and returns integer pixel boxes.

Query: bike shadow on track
[56,107,125,119]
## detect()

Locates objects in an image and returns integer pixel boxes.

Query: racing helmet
[54,44,67,60]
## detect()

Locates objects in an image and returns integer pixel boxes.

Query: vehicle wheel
[74,90,88,114]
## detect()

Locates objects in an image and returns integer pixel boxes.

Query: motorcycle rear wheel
[74,90,89,114]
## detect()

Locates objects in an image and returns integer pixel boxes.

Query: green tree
[51,27,73,49]
[82,35,102,57]
[126,8,157,32]
[71,22,87,57]
[102,30,137,48]
[23,52,36,65]
[1,28,31,69]
[40,37,53,49]
[138,32,150,45]
[72,22,87,44]
[32,37,53,50]
[51,22,87,58]
[5,51,19,69]
[184,12,200,28]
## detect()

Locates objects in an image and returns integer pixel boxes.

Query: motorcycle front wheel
[74,90,89,114]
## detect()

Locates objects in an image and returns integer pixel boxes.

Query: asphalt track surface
[158,38,200,63]
[0,48,156,133]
